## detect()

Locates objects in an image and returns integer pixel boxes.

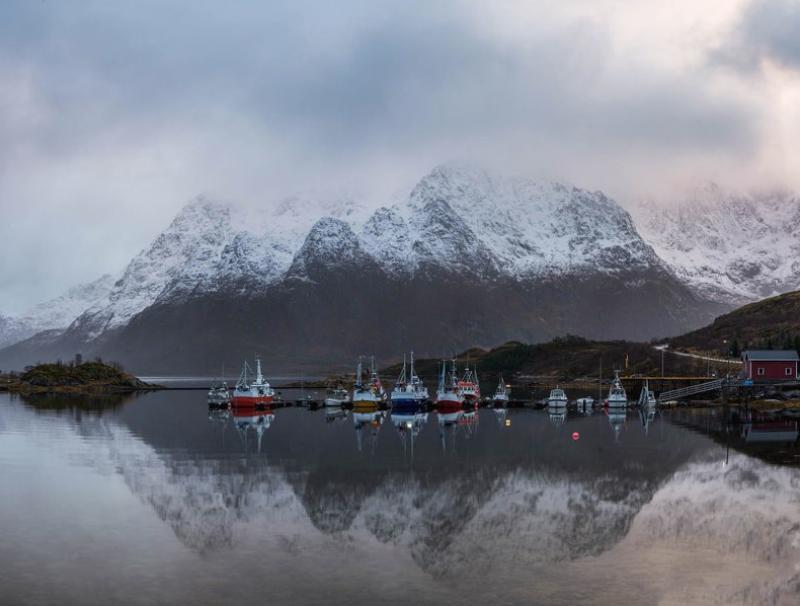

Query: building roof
[742,350,800,361]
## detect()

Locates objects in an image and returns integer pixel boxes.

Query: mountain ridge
[0,165,725,372]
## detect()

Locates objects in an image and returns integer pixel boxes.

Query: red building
[741,350,799,381]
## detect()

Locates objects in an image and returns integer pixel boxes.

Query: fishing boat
[606,371,628,407]
[324,386,350,407]
[390,352,429,412]
[207,380,230,406]
[435,359,464,412]
[231,356,274,406]
[637,379,656,408]
[547,386,568,407]
[575,396,594,414]
[492,374,510,407]
[458,362,481,409]
[352,357,385,410]
[369,356,387,404]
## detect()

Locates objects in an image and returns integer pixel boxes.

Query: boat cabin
[741,350,799,381]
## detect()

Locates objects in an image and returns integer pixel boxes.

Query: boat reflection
[547,405,567,429]
[231,404,275,454]
[390,402,429,456]
[607,407,626,442]
[638,405,657,436]
[324,406,349,424]
[353,402,386,453]
[493,407,509,428]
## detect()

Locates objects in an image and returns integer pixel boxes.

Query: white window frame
[787,367,794,376]
[757,367,765,376]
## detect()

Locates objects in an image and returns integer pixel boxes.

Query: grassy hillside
[669,290,800,356]
[383,336,711,383]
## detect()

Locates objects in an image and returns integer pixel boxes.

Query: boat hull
[435,393,464,413]
[231,394,274,406]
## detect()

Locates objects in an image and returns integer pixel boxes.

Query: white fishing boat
[231,356,274,406]
[492,374,510,407]
[547,386,568,407]
[324,386,350,407]
[391,352,429,411]
[207,380,230,406]
[606,371,628,407]
[637,379,657,408]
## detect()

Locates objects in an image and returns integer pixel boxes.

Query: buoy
[572,432,580,441]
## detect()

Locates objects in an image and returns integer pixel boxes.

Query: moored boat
[606,371,628,407]
[458,362,481,409]
[390,352,429,412]
[547,386,568,407]
[435,359,464,412]
[324,386,350,407]
[352,357,384,410]
[492,374,510,407]
[231,356,274,406]
[637,379,656,408]
[207,380,230,406]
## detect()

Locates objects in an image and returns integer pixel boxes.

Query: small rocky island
[0,360,158,394]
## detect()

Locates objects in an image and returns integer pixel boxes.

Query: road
[653,345,741,366]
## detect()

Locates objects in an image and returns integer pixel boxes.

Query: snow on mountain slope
[287,217,375,281]
[407,165,662,278]
[54,165,695,348]
[70,196,234,339]
[18,274,116,331]
[0,274,115,349]
[361,165,662,280]
[632,183,800,305]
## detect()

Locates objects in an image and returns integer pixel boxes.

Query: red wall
[747,360,798,380]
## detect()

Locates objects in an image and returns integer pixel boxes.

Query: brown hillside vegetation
[383,336,711,383]
[670,290,800,355]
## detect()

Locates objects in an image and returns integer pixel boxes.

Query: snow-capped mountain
[0,274,115,349]
[632,183,800,305]
[0,165,722,372]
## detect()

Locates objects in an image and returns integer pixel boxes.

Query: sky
[2,0,800,313]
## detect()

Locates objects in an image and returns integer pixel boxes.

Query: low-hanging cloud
[0,0,792,312]
[715,0,800,72]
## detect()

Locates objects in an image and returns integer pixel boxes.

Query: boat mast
[356,356,363,388]
[255,354,264,384]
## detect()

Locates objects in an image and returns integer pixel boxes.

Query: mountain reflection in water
[1,392,799,605]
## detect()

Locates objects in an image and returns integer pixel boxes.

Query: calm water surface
[1,391,799,605]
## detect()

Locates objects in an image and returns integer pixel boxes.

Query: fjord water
[1,392,799,605]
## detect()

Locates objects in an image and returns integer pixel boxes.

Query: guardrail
[658,379,725,402]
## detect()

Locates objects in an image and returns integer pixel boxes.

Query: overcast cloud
[1,0,799,312]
